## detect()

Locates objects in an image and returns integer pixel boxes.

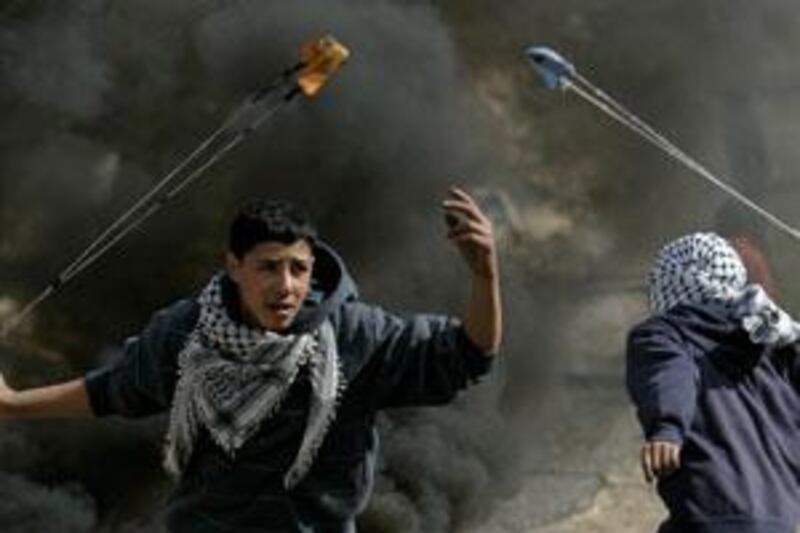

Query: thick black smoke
[0,1,514,531]
[2,0,800,531]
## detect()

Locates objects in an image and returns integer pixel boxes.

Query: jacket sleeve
[83,299,198,418]
[626,319,699,444]
[335,302,494,410]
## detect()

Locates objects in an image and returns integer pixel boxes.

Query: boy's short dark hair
[228,200,317,259]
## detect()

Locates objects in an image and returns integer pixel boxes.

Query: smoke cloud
[1,0,799,531]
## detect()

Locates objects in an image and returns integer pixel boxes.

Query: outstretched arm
[442,187,502,355]
[0,299,195,421]
[0,373,92,418]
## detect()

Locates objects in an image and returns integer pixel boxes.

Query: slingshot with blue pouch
[1,35,350,340]
[524,45,800,243]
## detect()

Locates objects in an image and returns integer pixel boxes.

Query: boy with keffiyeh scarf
[627,233,800,533]
[0,187,502,533]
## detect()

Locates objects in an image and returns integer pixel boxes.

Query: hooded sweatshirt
[84,243,492,532]
[627,304,800,533]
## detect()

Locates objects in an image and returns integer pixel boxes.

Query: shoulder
[628,312,682,347]
[627,307,705,361]
[133,297,200,347]
[328,300,382,338]
[628,304,744,360]
[152,298,199,329]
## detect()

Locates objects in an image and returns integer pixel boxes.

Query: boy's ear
[224,251,241,282]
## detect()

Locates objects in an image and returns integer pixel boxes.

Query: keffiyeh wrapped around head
[648,232,800,347]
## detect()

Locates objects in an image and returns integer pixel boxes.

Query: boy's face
[226,239,314,331]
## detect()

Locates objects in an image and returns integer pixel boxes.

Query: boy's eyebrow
[255,255,312,265]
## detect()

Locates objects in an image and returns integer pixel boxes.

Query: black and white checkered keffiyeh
[164,274,343,489]
[649,232,800,347]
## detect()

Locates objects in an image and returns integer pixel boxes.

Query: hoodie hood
[659,303,773,371]
[288,241,358,334]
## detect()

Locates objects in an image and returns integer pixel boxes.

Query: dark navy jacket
[627,304,800,533]
[84,244,492,532]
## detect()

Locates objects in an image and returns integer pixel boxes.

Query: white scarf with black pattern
[649,232,800,347]
[163,274,343,488]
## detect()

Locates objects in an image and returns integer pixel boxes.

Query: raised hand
[442,187,498,280]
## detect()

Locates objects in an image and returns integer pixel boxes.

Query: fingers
[666,442,681,472]
[441,201,486,230]
[442,195,492,241]
[444,204,493,255]
[641,441,681,484]
[641,444,655,484]
[447,186,479,208]
[441,187,498,279]
[449,234,494,255]
[441,187,490,225]
[446,218,491,240]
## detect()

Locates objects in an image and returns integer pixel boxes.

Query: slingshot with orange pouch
[0,35,350,340]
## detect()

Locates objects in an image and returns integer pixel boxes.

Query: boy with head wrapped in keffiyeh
[627,232,800,533]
